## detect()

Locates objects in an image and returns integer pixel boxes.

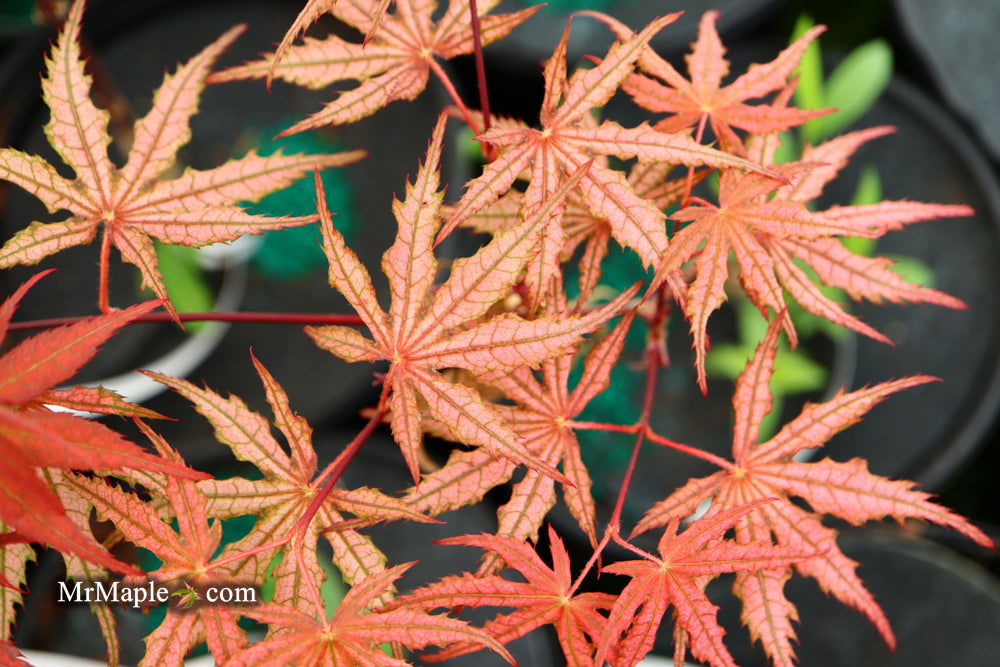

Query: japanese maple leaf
[437,14,778,285]
[401,310,632,575]
[631,319,993,667]
[655,163,889,392]
[270,0,395,84]
[73,438,246,665]
[228,562,515,666]
[144,354,435,597]
[306,114,634,484]
[457,159,699,305]
[0,272,205,575]
[0,0,363,312]
[743,125,971,347]
[590,10,828,153]
[596,499,811,667]
[210,0,539,134]
[68,433,250,667]
[480,310,635,551]
[390,526,616,665]
[0,522,33,652]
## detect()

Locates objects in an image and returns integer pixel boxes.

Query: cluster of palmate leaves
[0,1,992,666]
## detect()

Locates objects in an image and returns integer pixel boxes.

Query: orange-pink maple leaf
[390,526,616,665]
[655,163,889,392]
[457,159,700,305]
[211,0,539,134]
[597,499,812,667]
[0,0,363,312]
[399,311,632,575]
[144,354,435,597]
[269,0,396,87]
[0,272,205,576]
[0,524,33,651]
[632,318,993,667]
[744,125,971,346]
[68,431,250,667]
[228,562,515,666]
[591,10,829,153]
[438,14,776,280]
[307,114,634,484]
[477,310,636,551]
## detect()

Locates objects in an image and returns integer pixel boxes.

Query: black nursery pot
[812,76,1000,491]
[0,0,467,467]
[486,0,783,72]
[709,530,1000,666]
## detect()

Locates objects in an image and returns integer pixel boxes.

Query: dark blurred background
[0,0,998,664]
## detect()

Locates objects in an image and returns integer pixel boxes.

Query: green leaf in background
[707,301,828,441]
[792,15,825,119]
[851,164,883,206]
[810,40,893,142]
[318,549,348,618]
[456,125,486,166]
[154,243,213,332]
[842,165,882,255]
[887,255,936,287]
[771,131,800,166]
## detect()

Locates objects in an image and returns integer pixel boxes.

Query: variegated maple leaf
[437,14,778,290]
[211,0,539,134]
[655,164,883,392]
[631,319,993,667]
[457,158,699,305]
[306,114,635,483]
[661,124,973,392]
[68,433,249,667]
[401,310,632,574]
[390,526,616,665]
[744,124,970,343]
[481,310,635,551]
[0,272,205,576]
[270,0,395,84]
[228,562,515,666]
[0,0,363,312]
[144,354,435,599]
[589,10,829,153]
[597,499,811,667]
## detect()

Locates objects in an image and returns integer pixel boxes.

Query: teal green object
[243,120,358,281]
[566,245,649,496]
[0,0,34,24]
[519,0,613,12]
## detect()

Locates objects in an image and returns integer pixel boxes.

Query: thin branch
[297,409,388,535]
[427,57,481,134]
[468,0,492,133]
[645,428,735,472]
[97,227,111,314]
[9,311,365,333]
[567,420,640,434]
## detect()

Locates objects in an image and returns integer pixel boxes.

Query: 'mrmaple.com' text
[57,579,257,608]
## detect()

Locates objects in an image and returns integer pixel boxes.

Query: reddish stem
[645,428,735,472]
[97,227,111,314]
[569,289,672,594]
[680,113,710,207]
[427,58,482,134]
[468,0,492,134]
[9,311,365,333]
[567,420,640,434]
[295,409,387,536]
